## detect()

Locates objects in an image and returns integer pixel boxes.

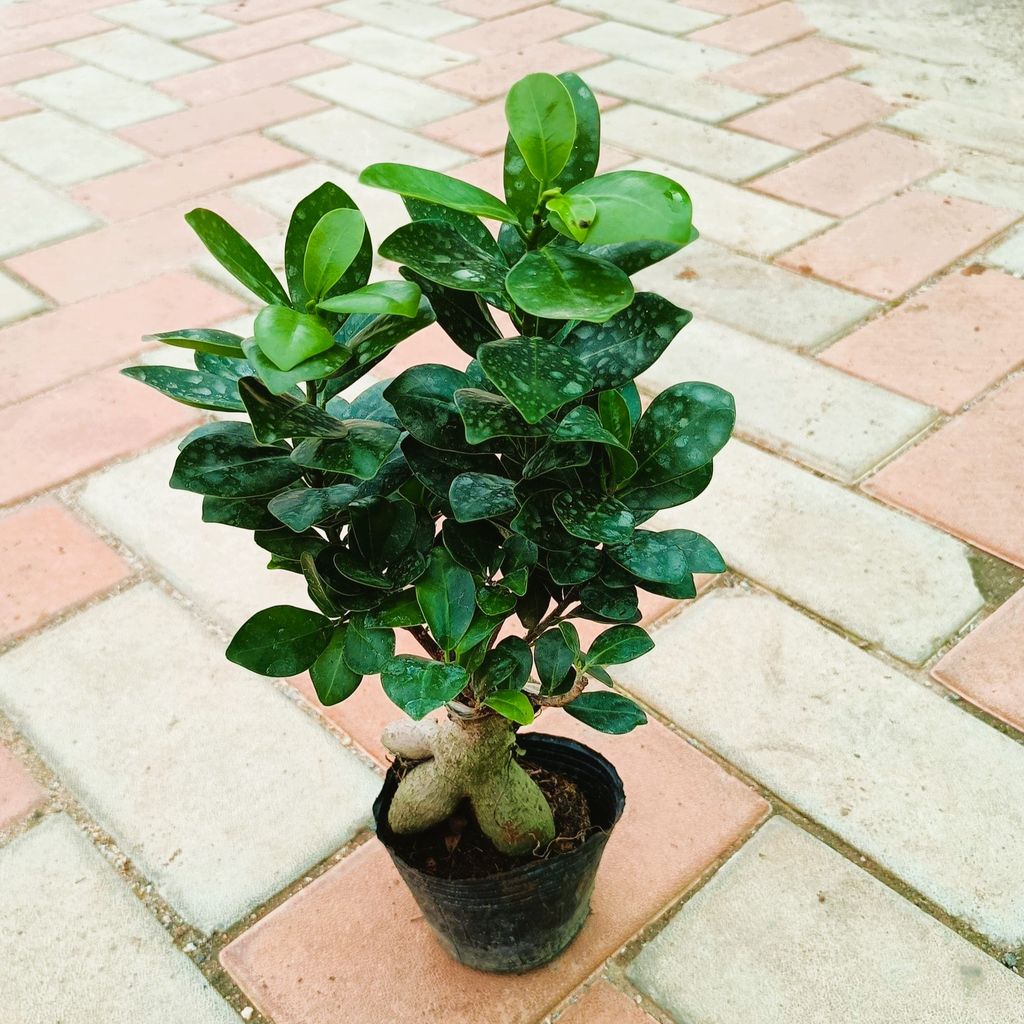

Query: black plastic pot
[373,732,625,973]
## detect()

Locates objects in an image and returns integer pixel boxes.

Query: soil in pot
[387,760,597,879]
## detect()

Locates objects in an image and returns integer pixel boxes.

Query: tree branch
[531,671,588,708]
[405,625,444,661]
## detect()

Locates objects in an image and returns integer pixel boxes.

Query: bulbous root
[381,716,556,856]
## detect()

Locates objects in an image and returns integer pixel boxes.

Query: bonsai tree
[125,72,734,859]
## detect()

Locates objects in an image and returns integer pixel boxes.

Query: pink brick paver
[727,78,892,150]
[0,272,247,408]
[185,10,353,61]
[932,591,1024,733]
[158,43,344,104]
[751,129,941,216]
[0,370,200,506]
[0,91,38,120]
[682,0,775,13]
[865,376,1024,568]
[690,2,813,54]
[0,48,77,87]
[778,191,1019,299]
[212,0,329,23]
[819,268,1024,413]
[0,15,107,57]
[437,7,594,56]
[221,716,768,1024]
[0,501,129,642]
[557,980,657,1024]
[707,36,860,96]
[0,745,47,829]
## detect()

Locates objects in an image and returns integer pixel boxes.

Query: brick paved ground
[2,1,1024,1021]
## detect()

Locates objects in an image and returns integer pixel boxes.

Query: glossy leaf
[584,623,653,668]
[535,627,575,694]
[583,239,681,276]
[364,590,424,628]
[564,691,647,734]
[121,365,244,412]
[483,689,535,725]
[505,248,633,323]
[241,337,350,395]
[360,163,518,223]
[317,280,421,318]
[202,494,279,531]
[185,208,288,307]
[552,71,601,192]
[268,484,358,531]
[505,72,576,185]
[400,268,500,358]
[547,193,596,242]
[381,655,469,720]
[146,327,244,358]
[476,583,517,616]
[343,614,395,674]
[226,605,333,677]
[380,220,507,294]
[310,628,362,705]
[454,388,549,443]
[386,364,471,451]
[238,378,345,444]
[303,207,366,300]
[415,548,476,652]
[579,579,640,623]
[442,520,501,576]
[565,170,692,247]
[171,434,301,498]
[553,490,635,545]
[337,295,437,374]
[509,491,578,551]
[478,337,592,423]
[629,382,735,485]
[253,305,336,372]
[546,545,602,585]
[565,292,692,391]
[558,620,581,660]
[403,437,502,499]
[449,472,518,522]
[290,421,401,480]
[608,528,725,584]
[620,462,714,518]
[285,182,371,309]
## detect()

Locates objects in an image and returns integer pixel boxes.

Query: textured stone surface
[629,817,1024,1022]
[658,440,984,663]
[818,268,1024,413]
[617,590,1024,944]
[640,317,935,481]
[865,376,1024,569]
[708,36,860,95]
[0,585,379,932]
[0,815,239,1023]
[0,745,46,829]
[556,981,655,1024]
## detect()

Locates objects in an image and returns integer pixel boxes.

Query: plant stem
[405,625,444,661]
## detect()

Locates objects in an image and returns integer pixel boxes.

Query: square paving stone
[628,817,1024,1023]
[655,440,984,664]
[819,267,1024,413]
[221,716,768,1024]
[0,585,380,932]
[616,589,1024,945]
[865,376,1024,569]
[0,815,238,1024]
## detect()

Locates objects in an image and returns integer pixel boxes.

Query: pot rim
[373,731,625,887]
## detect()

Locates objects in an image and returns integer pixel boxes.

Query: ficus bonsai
[125,71,734,861]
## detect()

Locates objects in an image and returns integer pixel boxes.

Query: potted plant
[124,71,734,973]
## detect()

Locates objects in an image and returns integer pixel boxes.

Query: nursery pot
[373,732,626,973]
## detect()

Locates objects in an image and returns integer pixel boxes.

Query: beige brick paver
[3,2,1024,1020]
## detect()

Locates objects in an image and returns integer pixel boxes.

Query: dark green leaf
[442,520,501,576]
[579,579,640,622]
[553,490,635,544]
[400,268,500,358]
[226,605,333,677]
[476,583,517,615]
[343,614,395,674]
[565,691,646,734]
[565,292,692,391]
[364,590,424,627]
[317,280,421,317]
[609,528,725,584]
[253,305,336,372]
[348,379,400,426]
[350,497,416,565]
[301,550,340,616]
[285,182,372,310]
[146,327,245,358]
[454,388,549,443]
[381,655,468,720]
[565,170,693,246]
[584,623,653,667]
[483,689,534,725]
[310,628,361,705]
[380,220,508,294]
[535,627,575,693]
[360,163,517,223]
[505,248,633,323]
[268,484,358,531]
[558,620,581,660]
[478,336,592,423]
[386,364,471,451]
[337,295,437,373]
[505,72,576,185]
[546,545,602,585]
[185,208,289,306]
[509,491,577,550]
[522,440,591,479]
[415,548,475,652]
[171,433,302,497]
[241,337,350,395]
[304,207,366,300]
[290,421,401,479]
[582,240,680,276]
[449,472,517,522]
[619,462,714,518]
[403,437,502,498]
[238,378,347,443]
[121,365,244,412]
[552,71,600,192]
[629,382,735,486]
[202,494,279,531]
